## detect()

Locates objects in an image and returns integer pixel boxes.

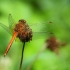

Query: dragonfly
[0,14,52,70]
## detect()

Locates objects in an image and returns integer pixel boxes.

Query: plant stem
[19,42,25,70]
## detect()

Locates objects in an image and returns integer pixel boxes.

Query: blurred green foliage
[0,0,70,70]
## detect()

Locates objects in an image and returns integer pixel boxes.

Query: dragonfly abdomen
[4,32,18,56]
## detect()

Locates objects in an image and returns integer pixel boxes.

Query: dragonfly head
[19,19,26,24]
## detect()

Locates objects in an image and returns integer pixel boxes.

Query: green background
[0,0,70,70]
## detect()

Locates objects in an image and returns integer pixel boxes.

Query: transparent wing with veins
[0,23,12,35]
[8,14,16,34]
[0,14,16,35]
[29,22,53,40]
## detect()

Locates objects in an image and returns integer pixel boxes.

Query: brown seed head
[46,36,59,54]
[14,19,32,42]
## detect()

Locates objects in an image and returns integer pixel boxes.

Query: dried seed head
[14,20,32,42]
[45,34,60,54]
[46,36,59,51]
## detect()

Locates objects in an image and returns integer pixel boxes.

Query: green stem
[19,42,25,70]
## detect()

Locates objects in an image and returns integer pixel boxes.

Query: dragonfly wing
[8,14,16,29]
[29,22,53,32]
[32,32,48,40]
[29,22,54,40]
[0,23,12,35]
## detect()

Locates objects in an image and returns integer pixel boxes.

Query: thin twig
[19,42,25,70]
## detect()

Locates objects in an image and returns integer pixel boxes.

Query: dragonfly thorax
[14,22,32,42]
